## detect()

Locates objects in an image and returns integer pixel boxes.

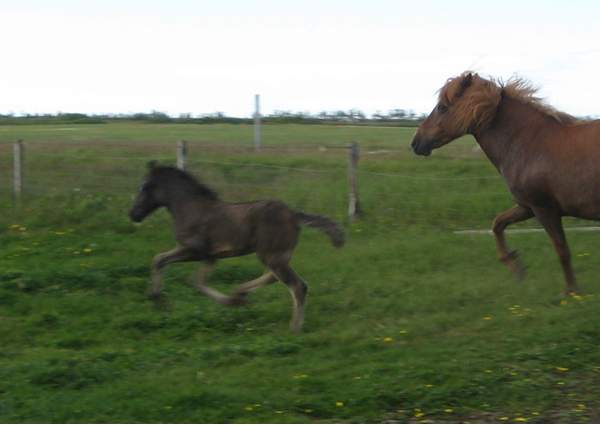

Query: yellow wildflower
[293,374,308,379]
[514,417,527,422]
[556,367,569,372]
[336,401,344,407]
[383,337,394,343]
[444,408,454,413]
[83,248,93,253]
[483,316,493,320]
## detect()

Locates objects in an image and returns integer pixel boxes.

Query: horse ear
[147,160,158,170]
[462,72,473,89]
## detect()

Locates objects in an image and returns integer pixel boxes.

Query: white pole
[254,94,261,151]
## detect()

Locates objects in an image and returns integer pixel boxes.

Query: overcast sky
[2,0,600,117]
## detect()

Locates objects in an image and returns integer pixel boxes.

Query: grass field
[1,123,600,423]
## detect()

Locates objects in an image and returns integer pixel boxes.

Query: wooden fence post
[177,140,188,170]
[348,141,361,220]
[13,140,24,201]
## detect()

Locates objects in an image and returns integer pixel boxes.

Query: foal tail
[295,211,345,248]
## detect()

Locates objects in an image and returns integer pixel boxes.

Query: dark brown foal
[129,163,345,332]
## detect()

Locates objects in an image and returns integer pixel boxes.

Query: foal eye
[437,104,448,113]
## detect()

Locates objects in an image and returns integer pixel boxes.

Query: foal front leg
[492,204,534,280]
[194,261,246,306]
[230,272,278,302]
[149,246,194,298]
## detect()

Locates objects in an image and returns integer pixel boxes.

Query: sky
[2,0,600,118]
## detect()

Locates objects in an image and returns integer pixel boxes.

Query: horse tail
[295,211,345,248]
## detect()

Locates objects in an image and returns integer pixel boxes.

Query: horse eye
[437,104,448,113]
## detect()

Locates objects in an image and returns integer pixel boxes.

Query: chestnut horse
[129,163,345,332]
[411,71,600,294]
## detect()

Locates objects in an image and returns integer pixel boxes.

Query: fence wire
[2,140,514,228]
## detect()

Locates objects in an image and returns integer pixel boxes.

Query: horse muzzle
[410,135,433,156]
[129,208,144,223]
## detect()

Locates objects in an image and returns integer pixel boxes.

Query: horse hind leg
[532,207,579,295]
[492,205,534,280]
[269,262,308,333]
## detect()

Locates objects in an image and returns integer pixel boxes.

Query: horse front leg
[532,207,579,295]
[149,245,194,298]
[492,204,534,280]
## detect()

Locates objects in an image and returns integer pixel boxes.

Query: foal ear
[147,160,158,170]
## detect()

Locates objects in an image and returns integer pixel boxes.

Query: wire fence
[2,139,514,229]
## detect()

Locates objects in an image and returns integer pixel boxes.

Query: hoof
[289,324,303,334]
[147,290,164,300]
[223,293,248,307]
[500,250,527,281]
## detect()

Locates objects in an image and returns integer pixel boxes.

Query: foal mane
[151,166,219,200]
[439,71,581,132]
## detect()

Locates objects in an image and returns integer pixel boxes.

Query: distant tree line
[0,109,427,126]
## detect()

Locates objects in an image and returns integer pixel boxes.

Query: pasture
[1,122,600,423]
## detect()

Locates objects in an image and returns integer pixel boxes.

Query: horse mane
[151,166,219,200]
[438,71,581,132]
[501,77,581,125]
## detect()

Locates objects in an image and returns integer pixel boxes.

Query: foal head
[129,162,170,222]
[129,162,219,223]
[411,71,502,156]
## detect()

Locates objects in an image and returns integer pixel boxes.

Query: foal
[129,163,345,332]
[412,71,600,294]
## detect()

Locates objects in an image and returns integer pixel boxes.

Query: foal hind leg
[532,207,579,295]
[492,205,534,280]
[269,262,308,333]
[149,246,194,298]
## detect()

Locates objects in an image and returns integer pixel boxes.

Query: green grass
[1,123,600,423]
